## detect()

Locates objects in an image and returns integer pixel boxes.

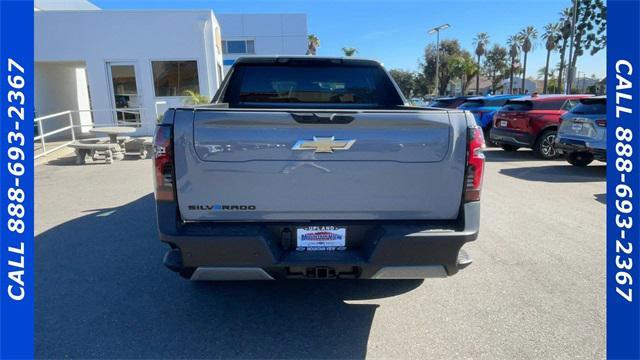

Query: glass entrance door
[107,63,142,126]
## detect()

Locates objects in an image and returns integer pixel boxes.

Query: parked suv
[457,95,523,142]
[555,96,607,166]
[490,94,593,159]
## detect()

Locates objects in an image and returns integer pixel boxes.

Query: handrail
[34,108,145,159]
[34,110,72,122]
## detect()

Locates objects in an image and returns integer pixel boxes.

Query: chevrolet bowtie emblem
[292,136,356,153]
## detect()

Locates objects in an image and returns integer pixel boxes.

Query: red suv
[489,95,593,159]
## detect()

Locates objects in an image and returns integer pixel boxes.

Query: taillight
[464,127,486,202]
[595,119,607,127]
[493,112,503,127]
[153,125,175,201]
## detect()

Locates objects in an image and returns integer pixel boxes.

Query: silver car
[556,96,606,166]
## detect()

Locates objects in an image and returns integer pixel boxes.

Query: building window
[222,40,255,54]
[151,61,200,97]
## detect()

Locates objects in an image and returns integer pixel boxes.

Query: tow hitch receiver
[306,267,337,279]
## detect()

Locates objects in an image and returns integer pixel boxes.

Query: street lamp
[428,23,451,96]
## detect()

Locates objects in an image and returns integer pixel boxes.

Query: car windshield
[570,99,606,115]
[458,100,484,109]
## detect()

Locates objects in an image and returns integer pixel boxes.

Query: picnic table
[66,126,137,164]
[89,126,136,143]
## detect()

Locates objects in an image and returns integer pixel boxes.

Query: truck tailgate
[173,109,467,221]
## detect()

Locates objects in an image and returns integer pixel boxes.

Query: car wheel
[566,152,594,166]
[500,144,520,152]
[534,130,560,159]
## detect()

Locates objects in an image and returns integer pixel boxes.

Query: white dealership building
[34,0,308,136]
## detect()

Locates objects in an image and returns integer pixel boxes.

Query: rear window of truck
[221,62,404,109]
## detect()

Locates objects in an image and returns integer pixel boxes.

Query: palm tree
[461,56,478,94]
[518,26,538,93]
[472,32,490,94]
[557,7,572,93]
[542,23,560,94]
[341,47,357,57]
[506,35,520,94]
[306,34,320,55]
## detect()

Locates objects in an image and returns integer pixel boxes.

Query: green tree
[542,23,561,94]
[389,69,416,97]
[460,56,478,94]
[483,45,509,93]
[306,34,320,55]
[183,90,210,105]
[421,39,475,96]
[506,35,520,94]
[412,72,431,98]
[341,47,357,57]
[566,0,607,92]
[472,32,490,94]
[518,26,538,93]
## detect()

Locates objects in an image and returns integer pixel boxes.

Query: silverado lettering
[188,204,257,211]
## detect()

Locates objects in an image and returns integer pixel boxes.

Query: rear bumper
[555,138,606,160]
[156,202,480,280]
[489,128,533,147]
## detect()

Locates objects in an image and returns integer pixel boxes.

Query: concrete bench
[123,137,153,159]
[68,141,123,164]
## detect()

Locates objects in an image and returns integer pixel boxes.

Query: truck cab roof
[233,56,383,67]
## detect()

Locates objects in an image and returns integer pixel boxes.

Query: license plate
[500,120,508,127]
[571,123,583,132]
[297,226,346,251]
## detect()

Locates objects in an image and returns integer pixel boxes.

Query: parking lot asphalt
[35,148,606,359]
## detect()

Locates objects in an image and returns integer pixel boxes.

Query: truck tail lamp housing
[464,126,486,202]
[153,125,175,201]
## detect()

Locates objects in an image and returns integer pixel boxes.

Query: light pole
[428,23,450,96]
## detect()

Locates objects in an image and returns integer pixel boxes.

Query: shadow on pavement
[483,148,543,162]
[46,154,147,166]
[499,164,606,183]
[594,193,606,204]
[36,193,422,359]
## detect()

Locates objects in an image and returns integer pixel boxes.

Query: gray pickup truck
[153,56,484,280]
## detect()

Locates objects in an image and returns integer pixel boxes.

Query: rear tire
[534,129,560,159]
[566,152,594,167]
[501,144,520,152]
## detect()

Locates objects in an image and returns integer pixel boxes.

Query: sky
[92,0,607,79]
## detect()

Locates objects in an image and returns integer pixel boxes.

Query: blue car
[457,94,524,129]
